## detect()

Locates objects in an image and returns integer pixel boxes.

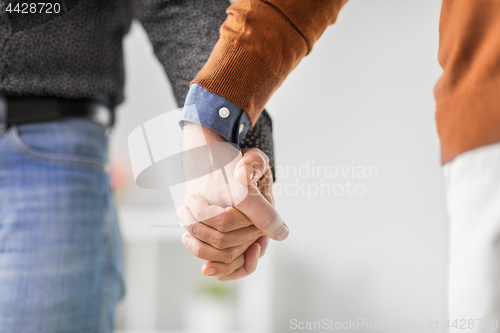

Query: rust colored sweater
[193,0,500,164]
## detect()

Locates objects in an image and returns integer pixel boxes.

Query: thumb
[235,184,289,241]
[234,148,270,185]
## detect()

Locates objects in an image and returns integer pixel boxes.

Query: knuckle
[190,209,200,221]
[259,149,269,165]
[197,207,210,222]
[212,233,227,250]
[215,215,231,233]
[192,245,203,258]
[222,249,235,264]
[218,264,230,275]
[259,211,280,234]
[251,148,269,165]
[248,158,262,172]
[186,222,196,233]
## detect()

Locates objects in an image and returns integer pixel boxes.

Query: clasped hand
[177,141,288,280]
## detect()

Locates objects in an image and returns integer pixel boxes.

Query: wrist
[182,122,227,151]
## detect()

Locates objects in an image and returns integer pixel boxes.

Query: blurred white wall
[266,1,447,332]
[111,0,448,332]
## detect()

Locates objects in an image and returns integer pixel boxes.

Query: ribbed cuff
[192,39,280,126]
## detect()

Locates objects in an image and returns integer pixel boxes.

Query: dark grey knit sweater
[0,0,275,172]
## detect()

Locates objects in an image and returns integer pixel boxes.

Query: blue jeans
[0,119,124,333]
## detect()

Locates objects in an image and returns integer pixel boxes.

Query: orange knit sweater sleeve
[192,0,348,126]
[435,0,500,163]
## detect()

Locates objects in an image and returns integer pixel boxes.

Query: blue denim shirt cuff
[179,84,251,145]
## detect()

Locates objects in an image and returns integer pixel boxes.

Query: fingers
[181,195,254,232]
[217,243,261,281]
[234,148,270,185]
[235,184,289,241]
[183,167,287,241]
[183,188,288,241]
[176,205,198,227]
[256,167,274,206]
[202,253,245,277]
[182,232,255,263]
[203,237,268,278]
[184,195,226,222]
[255,236,269,258]
[187,220,264,249]
[201,207,254,232]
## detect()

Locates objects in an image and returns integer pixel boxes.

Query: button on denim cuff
[179,84,251,145]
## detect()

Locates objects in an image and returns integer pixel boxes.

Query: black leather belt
[0,95,115,133]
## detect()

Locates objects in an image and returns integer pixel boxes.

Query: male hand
[178,194,269,280]
[181,123,288,241]
[179,124,287,280]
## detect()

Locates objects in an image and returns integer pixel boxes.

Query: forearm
[192,0,348,124]
[133,0,228,106]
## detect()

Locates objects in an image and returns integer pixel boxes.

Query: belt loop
[0,95,7,134]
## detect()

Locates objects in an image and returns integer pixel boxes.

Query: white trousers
[444,143,500,332]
